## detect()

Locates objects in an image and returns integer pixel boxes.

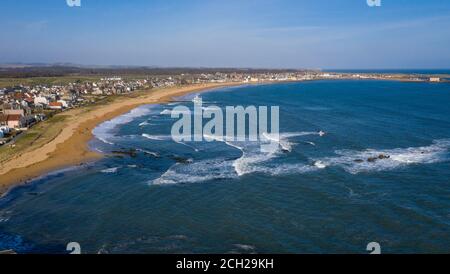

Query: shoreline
[0,78,447,196]
[0,82,244,196]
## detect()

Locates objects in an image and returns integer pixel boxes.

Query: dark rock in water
[354,159,364,163]
[367,157,377,162]
[112,149,138,158]
[172,156,193,164]
[367,154,390,163]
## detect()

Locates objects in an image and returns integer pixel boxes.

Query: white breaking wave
[96,137,114,145]
[233,244,256,251]
[159,109,173,115]
[202,134,272,176]
[233,149,276,176]
[280,131,322,138]
[160,109,198,115]
[151,158,237,185]
[261,132,292,152]
[136,148,160,157]
[314,161,327,169]
[232,131,324,176]
[149,138,450,185]
[101,167,120,173]
[262,131,323,152]
[93,105,152,145]
[141,133,170,141]
[203,131,322,176]
[304,141,316,146]
[139,121,153,127]
[318,139,450,174]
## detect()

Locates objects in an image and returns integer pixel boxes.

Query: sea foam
[93,105,153,145]
[151,158,237,185]
[317,139,450,174]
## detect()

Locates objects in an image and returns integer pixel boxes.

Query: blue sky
[1,0,450,69]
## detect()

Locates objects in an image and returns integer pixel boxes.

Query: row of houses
[0,77,153,145]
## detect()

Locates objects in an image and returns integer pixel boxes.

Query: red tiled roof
[6,114,22,121]
[49,102,63,107]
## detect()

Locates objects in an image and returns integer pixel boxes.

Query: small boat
[318,130,326,137]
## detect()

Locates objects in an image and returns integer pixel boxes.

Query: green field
[0,115,69,164]
[0,76,103,88]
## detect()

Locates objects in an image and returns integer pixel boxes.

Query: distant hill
[0,64,311,78]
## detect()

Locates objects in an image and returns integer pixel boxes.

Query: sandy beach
[0,82,242,195]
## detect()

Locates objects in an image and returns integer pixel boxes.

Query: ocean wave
[139,121,152,127]
[303,141,316,146]
[93,105,152,145]
[150,138,316,181]
[232,131,325,175]
[96,137,115,145]
[232,144,277,176]
[159,109,173,115]
[261,132,292,152]
[233,244,256,252]
[318,139,450,174]
[313,161,327,169]
[101,167,120,173]
[200,135,272,176]
[203,131,322,176]
[141,133,169,141]
[151,158,237,185]
[150,136,450,185]
[280,131,322,138]
[136,148,160,157]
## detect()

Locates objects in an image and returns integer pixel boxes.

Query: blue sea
[1,80,450,254]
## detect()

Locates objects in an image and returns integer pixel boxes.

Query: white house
[57,100,69,108]
[34,96,49,106]
[430,77,441,82]
[92,88,103,95]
